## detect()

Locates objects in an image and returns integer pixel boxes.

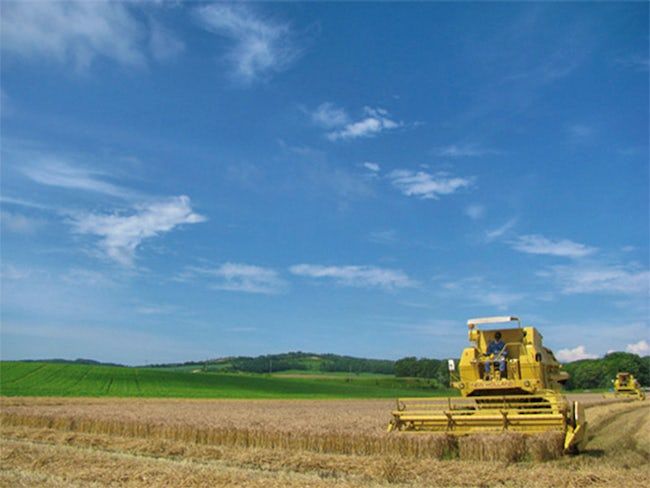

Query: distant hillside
[147,351,395,375]
[0,361,444,399]
[17,358,125,367]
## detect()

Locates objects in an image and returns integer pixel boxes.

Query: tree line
[393,352,649,390]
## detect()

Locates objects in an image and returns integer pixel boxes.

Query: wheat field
[1,395,648,487]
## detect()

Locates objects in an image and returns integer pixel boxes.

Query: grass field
[0,361,449,398]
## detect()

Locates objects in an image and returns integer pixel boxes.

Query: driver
[484,331,507,379]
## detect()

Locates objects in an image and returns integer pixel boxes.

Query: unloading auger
[387,316,588,453]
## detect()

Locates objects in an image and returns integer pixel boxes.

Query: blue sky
[1,1,648,365]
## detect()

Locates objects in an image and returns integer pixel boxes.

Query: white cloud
[290,264,415,289]
[71,196,206,266]
[556,345,597,362]
[389,170,472,200]
[485,218,518,242]
[1,0,148,70]
[541,263,650,296]
[363,162,381,173]
[511,234,596,258]
[327,107,402,141]
[435,144,497,158]
[22,159,135,199]
[0,210,43,234]
[311,103,350,128]
[464,204,485,220]
[196,3,299,83]
[182,263,286,295]
[626,340,650,356]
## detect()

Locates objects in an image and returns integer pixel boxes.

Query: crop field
[0,362,446,399]
[1,394,648,487]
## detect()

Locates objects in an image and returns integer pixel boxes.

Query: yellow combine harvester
[388,316,588,453]
[605,372,646,400]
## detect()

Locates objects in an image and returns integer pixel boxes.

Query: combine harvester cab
[605,372,646,400]
[388,316,588,453]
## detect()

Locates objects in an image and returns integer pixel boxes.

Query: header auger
[387,316,588,453]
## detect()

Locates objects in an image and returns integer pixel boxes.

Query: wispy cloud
[195,3,300,83]
[464,204,485,220]
[363,162,381,173]
[442,276,525,311]
[626,340,649,356]
[435,144,497,158]
[539,263,649,296]
[326,107,402,141]
[511,234,596,258]
[0,0,179,70]
[485,218,518,242]
[615,54,649,72]
[311,102,350,128]
[290,264,415,290]
[565,123,594,142]
[21,159,136,199]
[181,263,286,295]
[556,345,596,362]
[0,196,53,211]
[368,229,398,245]
[0,211,44,234]
[389,170,472,200]
[70,196,206,266]
[148,19,184,62]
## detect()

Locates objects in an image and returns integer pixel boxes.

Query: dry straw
[0,412,565,461]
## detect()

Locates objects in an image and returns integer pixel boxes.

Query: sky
[1,1,648,365]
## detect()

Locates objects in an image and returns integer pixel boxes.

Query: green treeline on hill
[393,352,650,390]
[394,357,451,389]
[150,352,395,375]
[563,352,650,390]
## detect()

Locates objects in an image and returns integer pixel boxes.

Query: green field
[0,362,454,399]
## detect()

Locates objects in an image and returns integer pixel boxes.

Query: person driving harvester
[484,331,507,379]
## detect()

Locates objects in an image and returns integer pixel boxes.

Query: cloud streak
[540,263,649,296]
[435,144,497,158]
[511,234,596,258]
[326,107,402,141]
[181,263,286,294]
[389,170,472,200]
[290,264,415,290]
[22,159,136,199]
[71,196,205,266]
[196,3,299,83]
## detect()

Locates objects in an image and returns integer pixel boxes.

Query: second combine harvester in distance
[387,316,588,453]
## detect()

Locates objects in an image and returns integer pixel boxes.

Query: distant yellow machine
[605,372,646,400]
[387,316,588,453]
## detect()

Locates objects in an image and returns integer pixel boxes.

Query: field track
[1,394,648,487]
